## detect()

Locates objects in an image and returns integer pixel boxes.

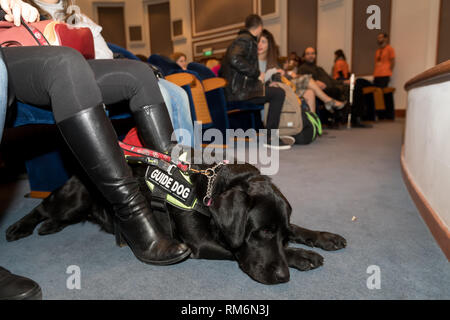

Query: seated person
[299,47,370,128]
[170,52,188,70]
[353,32,396,123]
[258,30,345,114]
[333,49,350,81]
[220,14,292,150]
[1,0,190,266]
[28,0,194,146]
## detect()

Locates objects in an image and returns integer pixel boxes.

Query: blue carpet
[0,121,449,299]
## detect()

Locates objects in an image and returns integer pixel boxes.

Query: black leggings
[1,46,164,123]
[248,86,285,130]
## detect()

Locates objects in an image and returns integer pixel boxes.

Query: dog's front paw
[286,248,324,271]
[316,232,347,251]
[6,221,35,242]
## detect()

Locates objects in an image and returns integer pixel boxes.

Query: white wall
[404,79,450,231]
[390,0,440,111]
[316,0,353,76]
[170,0,193,61]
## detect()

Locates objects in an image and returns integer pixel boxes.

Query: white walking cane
[347,73,355,129]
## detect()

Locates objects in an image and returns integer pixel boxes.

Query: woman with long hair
[258,29,345,113]
[333,49,350,81]
[170,52,188,70]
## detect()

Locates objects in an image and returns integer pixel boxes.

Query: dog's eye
[259,227,276,238]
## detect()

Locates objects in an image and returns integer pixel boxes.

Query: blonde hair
[205,59,220,69]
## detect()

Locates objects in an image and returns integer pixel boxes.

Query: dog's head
[209,164,292,285]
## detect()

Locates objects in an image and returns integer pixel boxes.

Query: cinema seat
[363,86,396,120]
[149,54,222,132]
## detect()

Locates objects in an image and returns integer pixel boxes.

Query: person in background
[351,32,396,126]
[258,30,345,114]
[287,52,300,74]
[220,14,293,150]
[170,52,188,70]
[373,32,395,87]
[333,49,350,81]
[27,0,194,146]
[298,47,344,98]
[205,58,221,76]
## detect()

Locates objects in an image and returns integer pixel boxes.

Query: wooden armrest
[383,87,396,94]
[202,77,227,92]
[362,86,378,94]
[165,73,196,87]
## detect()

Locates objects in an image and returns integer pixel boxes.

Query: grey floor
[0,121,449,300]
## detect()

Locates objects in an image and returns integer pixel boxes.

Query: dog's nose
[274,266,290,283]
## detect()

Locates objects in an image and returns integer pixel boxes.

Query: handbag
[0,15,95,59]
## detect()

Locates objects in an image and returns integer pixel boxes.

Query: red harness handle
[118,141,189,172]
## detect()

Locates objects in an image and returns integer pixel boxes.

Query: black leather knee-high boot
[57,104,190,265]
[132,103,174,153]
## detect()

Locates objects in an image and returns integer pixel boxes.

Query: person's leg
[0,56,8,143]
[373,76,390,88]
[159,79,194,147]
[87,59,174,153]
[248,86,292,150]
[2,46,190,265]
[302,89,316,113]
[351,78,373,128]
[307,78,345,109]
[263,86,285,130]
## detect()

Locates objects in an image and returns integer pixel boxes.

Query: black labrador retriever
[6,162,346,285]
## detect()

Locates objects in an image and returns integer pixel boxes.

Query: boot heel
[114,220,127,247]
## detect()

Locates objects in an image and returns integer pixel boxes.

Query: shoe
[133,103,174,153]
[0,267,42,300]
[324,100,347,113]
[351,117,373,128]
[264,134,293,150]
[57,105,191,265]
[280,135,296,145]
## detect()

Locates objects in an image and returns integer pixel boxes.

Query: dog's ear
[270,183,292,219]
[209,187,250,249]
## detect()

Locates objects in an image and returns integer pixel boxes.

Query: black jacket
[220,29,264,102]
[298,62,339,89]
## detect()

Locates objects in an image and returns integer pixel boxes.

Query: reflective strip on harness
[145,167,198,211]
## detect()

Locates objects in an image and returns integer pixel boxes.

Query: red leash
[118,141,189,172]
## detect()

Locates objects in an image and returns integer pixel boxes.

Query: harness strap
[119,141,189,172]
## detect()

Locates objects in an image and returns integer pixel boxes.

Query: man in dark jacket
[299,47,371,128]
[220,14,293,150]
[299,47,344,101]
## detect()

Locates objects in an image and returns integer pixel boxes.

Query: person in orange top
[333,49,350,80]
[373,32,395,87]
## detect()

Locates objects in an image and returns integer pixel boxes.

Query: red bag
[0,20,51,47]
[0,19,95,59]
